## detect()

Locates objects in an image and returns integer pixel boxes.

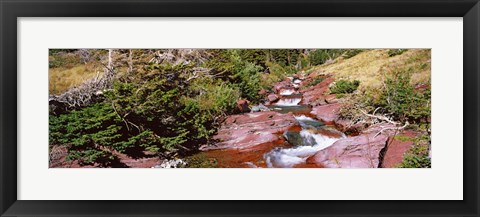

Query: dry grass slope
[307,49,431,91]
[49,63,103,95]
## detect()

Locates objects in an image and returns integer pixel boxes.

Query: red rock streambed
[198,77,346,168]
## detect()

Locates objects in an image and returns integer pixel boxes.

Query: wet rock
[236,99,251,113]
[273,80,293,93]
[267,94,280,102]
[307,132,389,168]
[310,103,343,124]
[283,130,316,147]
[381,130,418,168]
[251,104,270,112]
[201,111,297,151]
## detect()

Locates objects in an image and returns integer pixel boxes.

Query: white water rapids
[275,98,302,106]
[279,89,295,96]
[264,115,346,168]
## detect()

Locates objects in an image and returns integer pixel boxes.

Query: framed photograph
[1,0,479,216]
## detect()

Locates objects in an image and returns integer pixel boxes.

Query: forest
[49,48,431,168]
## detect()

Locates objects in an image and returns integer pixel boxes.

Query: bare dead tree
[107,49,113,70]
[127,49,133,74]
[358,108,409,137]
[150,49,212,66]
[79,49,91,64]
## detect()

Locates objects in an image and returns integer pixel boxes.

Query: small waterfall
[264,132,340,168]
[294,115,323,128]
[264,115,345,168]
[279,89,295,96]
[275,98,302,106]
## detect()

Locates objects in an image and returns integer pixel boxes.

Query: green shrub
[388,49,408,57]
[227,50,264,102]
[379,69,430,123]
[343,49,365,59]
[181,78,241,139]
[330,80,360,94]
[258,62,292,90]
[49,103,123,165]
[49,49,78,56]
[309,49,349,66]
[49,52,82,68]
[398,135,431,168]
[309,50,331,66]
[105,76,194,152]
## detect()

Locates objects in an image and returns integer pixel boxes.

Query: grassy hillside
[306,49,431,91]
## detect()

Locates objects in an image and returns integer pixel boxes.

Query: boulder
[307,132,389,168]
[236,99,250,113]
[251,104,270,112]
[267,94,280,102]
[201,111,297,151]
[283,130,316,147]
[310,103,343,124]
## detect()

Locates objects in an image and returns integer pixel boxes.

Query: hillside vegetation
[305,49,430,91]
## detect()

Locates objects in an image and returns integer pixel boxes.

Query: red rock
[381,130,418,168]
[310,103,343,124]
[300,76,335,93]
[414,83,430,92]
[267,94,280,102]
[307,133,389,168]
[202,139,290,168]
[201,111,297,151]
[50,149,161,168]
[236,99,250,113]
[334,118,365,134]
[300,76,335,105]
[273,80,292,93]
[324,94,338,104]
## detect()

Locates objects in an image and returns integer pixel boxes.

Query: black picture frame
[1,0,479,216]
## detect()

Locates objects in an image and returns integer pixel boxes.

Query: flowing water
[202,78,345,168]
[279,89,295,96]
[264,115,345,168]
[265,79,346,168]
[275,98,302,106]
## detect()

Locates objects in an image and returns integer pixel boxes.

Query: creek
[202,78,345,168]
